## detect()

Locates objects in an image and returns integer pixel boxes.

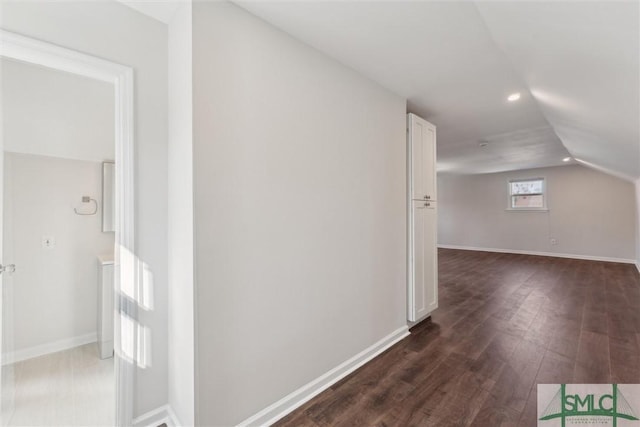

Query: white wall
[438,165,636,261]
[192,2,407,425]
[1,1,169,417]
[4,153,114,353]
[167,3,194,426]
[2,58,114,163]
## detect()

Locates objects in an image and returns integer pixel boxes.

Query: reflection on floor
[4,343,114,426]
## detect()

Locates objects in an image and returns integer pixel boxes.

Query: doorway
[0,30,135,426]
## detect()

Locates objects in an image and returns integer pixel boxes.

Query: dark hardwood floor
[274,249,640,427]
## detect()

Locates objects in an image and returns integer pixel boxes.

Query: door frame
[0,29,135,426]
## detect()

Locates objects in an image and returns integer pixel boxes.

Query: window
[508,178,546,210]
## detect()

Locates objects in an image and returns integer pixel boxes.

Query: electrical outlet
[550,238,557,245]
[42,236,56,249]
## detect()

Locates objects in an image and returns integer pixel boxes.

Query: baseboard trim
[236,325,410,427]
[2,332,97,365]
[167,406,181,427]
[635,261,640,275]
[438,244,636,265]
[133,404,181,427]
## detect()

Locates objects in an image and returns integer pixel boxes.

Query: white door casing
[1,152,17,426]
[0,80,11,426]
[0,30,135,427]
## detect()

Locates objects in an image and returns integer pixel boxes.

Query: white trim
[2,333,97,365]
[0,30,135,427]
[167,406,181,427]
[635,262,640,275]
[438,244,637,264]
[236,326,410,427]
[132,404,179,427]
[0,30,127,83]
[407,115,415,322]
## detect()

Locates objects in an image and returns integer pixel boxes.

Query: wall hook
[74,196,98,216]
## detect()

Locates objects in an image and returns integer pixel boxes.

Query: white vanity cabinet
[97,254,114,359]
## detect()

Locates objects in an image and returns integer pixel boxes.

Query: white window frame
[507,177,548,211]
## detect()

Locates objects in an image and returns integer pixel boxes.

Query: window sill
[505,208,549,212]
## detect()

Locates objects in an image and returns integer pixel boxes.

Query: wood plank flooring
[274,249,640,427]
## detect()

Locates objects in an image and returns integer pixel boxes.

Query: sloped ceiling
[116,0,181,24]
[236,1,639,179]
[476,1,639,180]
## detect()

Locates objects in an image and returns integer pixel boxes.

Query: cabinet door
[409,114,437,201]
[408,202,438,321]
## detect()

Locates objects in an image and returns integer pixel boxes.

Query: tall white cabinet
[97,254,114,359]
[407,113,438,322]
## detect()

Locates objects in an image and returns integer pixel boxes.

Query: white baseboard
[438,244,637,265]
[167,406,181,427]
[237,325,410,427]
[636,261,640,275]
[2,332,97,365]
[133,404,181,427]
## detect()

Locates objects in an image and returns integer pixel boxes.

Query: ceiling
[235,1,639,179]
[116,0,182,24]
[477,1,639,180]
[114,1,639,179]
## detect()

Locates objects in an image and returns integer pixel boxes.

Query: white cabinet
[97,255,114,359]
[407,113,438,322]
[409,114,437,202]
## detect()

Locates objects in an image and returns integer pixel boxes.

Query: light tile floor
[2,343,114,426]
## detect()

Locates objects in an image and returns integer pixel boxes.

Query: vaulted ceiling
[117,0,181,24]
[236,1,639,179]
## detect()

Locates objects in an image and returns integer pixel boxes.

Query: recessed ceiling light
[507,93,521,102]
[562,157,572,162]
